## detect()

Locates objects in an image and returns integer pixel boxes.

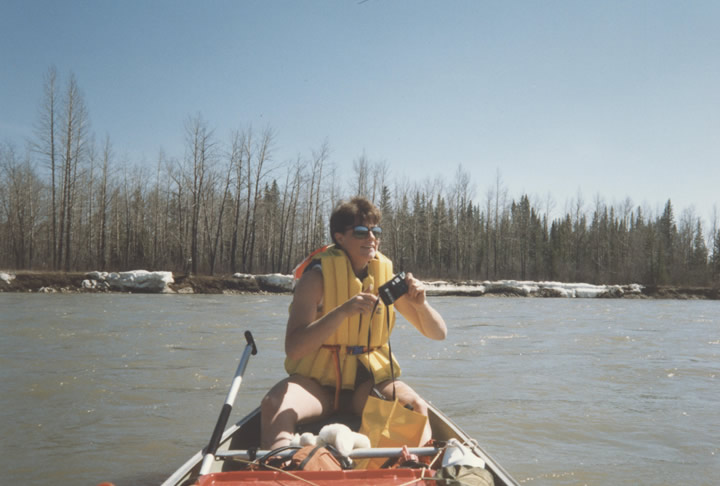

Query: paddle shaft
[199,331,258,476]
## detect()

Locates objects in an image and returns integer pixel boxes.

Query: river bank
[0,271,261,294]
[1,270,718,299]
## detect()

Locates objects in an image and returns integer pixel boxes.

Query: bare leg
[260,374,334,450]
[351,378,375,415]
[374,379,432,445]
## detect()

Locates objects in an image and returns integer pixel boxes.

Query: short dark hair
[329,197,382,244]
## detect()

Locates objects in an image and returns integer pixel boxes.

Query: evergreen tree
[690,219,709,284]
[712,229,720,284]
[656,199,676,283]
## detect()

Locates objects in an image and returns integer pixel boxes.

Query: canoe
[162,403,518,486]
[161,332,519,486]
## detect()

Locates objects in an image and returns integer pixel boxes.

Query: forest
[2,69,719,287]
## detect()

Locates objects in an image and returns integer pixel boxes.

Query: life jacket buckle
[346,345,366,355]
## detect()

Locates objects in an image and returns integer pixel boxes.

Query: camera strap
[365,298,397,402]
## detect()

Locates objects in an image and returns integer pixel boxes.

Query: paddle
[199,330,258,476]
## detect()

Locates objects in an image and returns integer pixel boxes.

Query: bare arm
[393,272,447,340]
[285,269,379,360]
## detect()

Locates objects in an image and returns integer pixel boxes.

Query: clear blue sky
[2,0,719,227]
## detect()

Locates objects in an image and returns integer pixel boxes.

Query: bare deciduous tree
[32,67,60,268]
[57,73,89,271]
[184,114,217,275]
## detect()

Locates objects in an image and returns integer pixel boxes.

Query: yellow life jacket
[284,246,401,390]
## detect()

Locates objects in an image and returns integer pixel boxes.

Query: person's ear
[333,231,345,247]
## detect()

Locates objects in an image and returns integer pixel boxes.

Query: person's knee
[407,394,428,415]
[395,382,428,415]
[379,380,428,415]
[261,388,284,417]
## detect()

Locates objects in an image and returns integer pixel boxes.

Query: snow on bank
[84,270,174,293]
[233,273,643,298]
[234,273,293,291]
[2,268,643,298]
[424,280,644,298]
[83,271,292,294]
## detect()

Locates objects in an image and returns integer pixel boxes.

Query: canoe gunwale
[216,446,442,461]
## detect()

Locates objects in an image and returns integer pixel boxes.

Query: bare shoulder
[295,266,323,297]
[289,267,324,318]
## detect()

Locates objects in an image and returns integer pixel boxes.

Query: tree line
[2,68,719,286]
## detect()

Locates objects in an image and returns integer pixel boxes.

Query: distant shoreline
[1,270,718,300]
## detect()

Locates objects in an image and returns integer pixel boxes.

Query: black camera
[378,271,408,305]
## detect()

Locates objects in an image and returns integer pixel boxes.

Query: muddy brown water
[1,294,718,485]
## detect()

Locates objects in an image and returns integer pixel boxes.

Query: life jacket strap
[320,344,379,411]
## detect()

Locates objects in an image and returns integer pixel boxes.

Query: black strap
[325,444,352,468]
[256,445,300,468]
[297,445,323,470]
[385,304,397,401]
[366,298,397,401]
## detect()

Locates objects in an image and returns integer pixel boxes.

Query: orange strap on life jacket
[292,245,330,281]
[321,345,343,412]
[320,344,379,411]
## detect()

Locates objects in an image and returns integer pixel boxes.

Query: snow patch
[3,267,644,298]
[231,273,643,299]
[85,270,174,293]
[233,273,293,291]
[425,279,643,298]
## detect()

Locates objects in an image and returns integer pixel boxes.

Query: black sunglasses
[349,225,382,239]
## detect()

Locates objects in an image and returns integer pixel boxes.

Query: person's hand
[339,284,378,317]
[403,272,426,306]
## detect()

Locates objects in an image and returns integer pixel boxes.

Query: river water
[1,294,718,486]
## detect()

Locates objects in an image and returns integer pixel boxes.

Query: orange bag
[290,445,343,471]
[356,395,428,469]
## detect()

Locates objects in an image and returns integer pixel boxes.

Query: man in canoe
[261,196,447,450]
